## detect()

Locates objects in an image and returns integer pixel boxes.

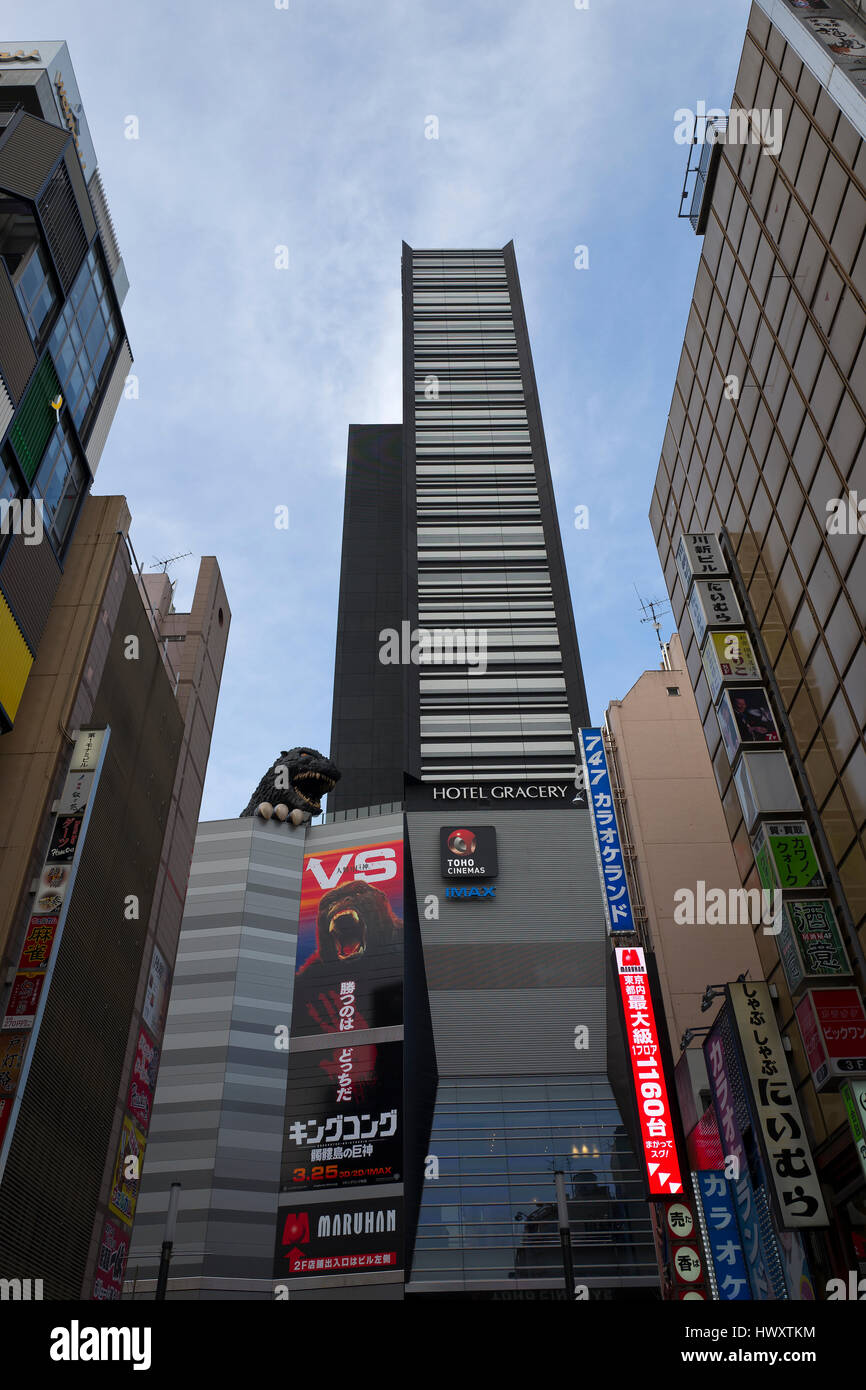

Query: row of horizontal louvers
[0,113,92,404]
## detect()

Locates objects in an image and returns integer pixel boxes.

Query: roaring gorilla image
[293,880,403,1038]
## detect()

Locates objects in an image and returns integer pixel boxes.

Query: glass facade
[411,1076,656,1287]
[652,0,866,1269]
[32,420,87,552]
[14,244,57,344]
[49,247,119,433]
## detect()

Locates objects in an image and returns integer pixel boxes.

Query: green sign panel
[777,899,852,996]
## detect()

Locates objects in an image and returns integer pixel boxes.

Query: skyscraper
[328,245,660,1299]
[654,0,866,1287]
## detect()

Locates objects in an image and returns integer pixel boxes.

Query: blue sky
[12,0,754,817]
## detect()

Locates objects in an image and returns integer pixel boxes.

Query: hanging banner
[580,729,636,933]
[615,947,683,1196]
[728,981,828,1228]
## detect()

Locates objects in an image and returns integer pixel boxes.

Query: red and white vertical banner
[615,946,683,1197]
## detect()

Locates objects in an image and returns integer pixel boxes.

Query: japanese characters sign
[701,630,761,702]
[0,1032,26,1096]
[688,579,743,646]
[615,947,682,1196]
[795,988,866,1092]
[777,899,851,997]
[695,1171,751,1300]
[675,532,728,594]
[46,814,84,865]
[19,915,59,971]
[126,1028,159,1130]
[704,1019,780,1298]
[142,944,170,1040]
[729,981,828,1228]
[752,821,824,892]
[2,972,45,1031]
[92,1218,131,1301]
[274,1197,403,1279]
[580,729,636,933]
[283,1042,402,1191]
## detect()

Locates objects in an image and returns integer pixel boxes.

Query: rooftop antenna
[635,586,671,662]
[151,551,192,574]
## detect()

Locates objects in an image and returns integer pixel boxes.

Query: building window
[14,244,57,344]
[31,422,86,552]
[667,686,681,696]
[48,247,118,433]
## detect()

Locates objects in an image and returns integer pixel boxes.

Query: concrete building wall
[127,817,304,1299]
[605,633,764,1059]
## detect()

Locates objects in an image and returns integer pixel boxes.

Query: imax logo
[0,1277,43,1299]
[445,885,495,900]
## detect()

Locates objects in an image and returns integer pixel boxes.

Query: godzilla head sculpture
[239,747,341,825]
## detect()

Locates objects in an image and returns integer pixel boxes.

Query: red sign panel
[126,1028,159,1130]
[19,915,59,970]
[796,987,866,1091]
[615,947,683,1196]
[2,972,45,1031]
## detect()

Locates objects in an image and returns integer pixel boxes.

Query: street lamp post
[155,1181,181,1301]
[554,1170,576,1300]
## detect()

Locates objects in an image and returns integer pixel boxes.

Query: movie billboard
[291,837,403,1037]
[283,1041,402,1191]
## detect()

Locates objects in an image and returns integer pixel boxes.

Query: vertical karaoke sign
[580,728,636,933]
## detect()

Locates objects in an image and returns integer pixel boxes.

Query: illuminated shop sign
[701,630,761,702]
[274,1197,403,1278]
[695,1172,750,1300]
[440,826,498,879]
[430,783,573,802]
[581,728,636,934]
[615,947,683,1196]
[795,987,866,1092]
[752,820,824,893]
[688,579,743,646]
[777,899,852,996]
